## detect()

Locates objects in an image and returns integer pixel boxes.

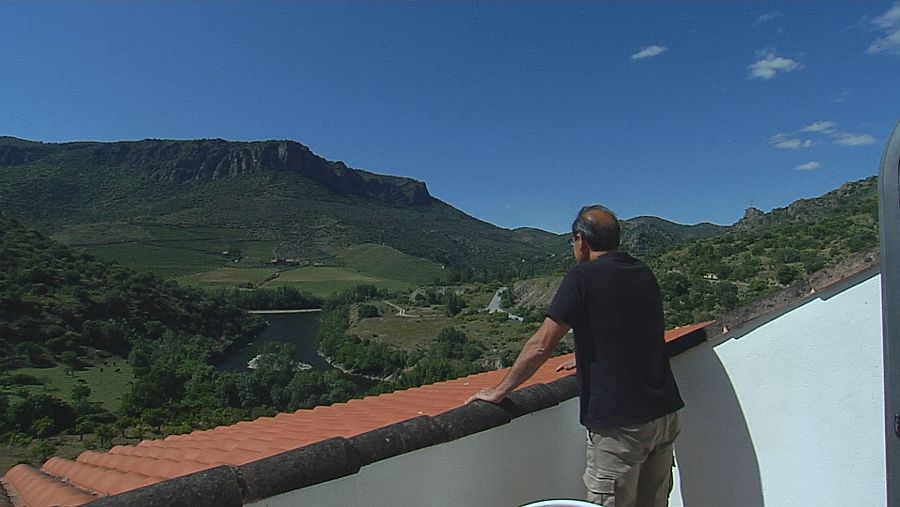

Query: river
[218,311,330,372]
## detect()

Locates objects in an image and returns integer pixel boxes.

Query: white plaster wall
[250,399,588,507]
[253,274,885,507]
[671,274,885,507]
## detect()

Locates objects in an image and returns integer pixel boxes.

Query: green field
[177,267,279,288]
[6,358,134,412]
[355,308,546,357]
[83,242,225,277]
[348,295,558,358]
[67,226,444,295]
[142,225,246,241]
[82,240,281,277]
[48,216,452,298]
[239,240,280,261]
[334,244,445,284]
[262,266,413,296]
[51,222,153,244]
[173,243,444,296]
[58,223,280,278]
[350,303,454,350]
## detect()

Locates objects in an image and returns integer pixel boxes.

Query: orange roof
[665,321,714,343]
[1,325,709,507]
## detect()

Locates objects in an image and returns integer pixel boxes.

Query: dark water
[219,311,329,371]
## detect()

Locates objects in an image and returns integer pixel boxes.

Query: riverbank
[248,308,322,314]
[320,353,393,383]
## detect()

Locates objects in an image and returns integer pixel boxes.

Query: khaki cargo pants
[584,411,681,507]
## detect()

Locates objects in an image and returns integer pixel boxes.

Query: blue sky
[2,1,898,232]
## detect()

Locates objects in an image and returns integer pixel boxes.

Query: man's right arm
[466,316,570,404]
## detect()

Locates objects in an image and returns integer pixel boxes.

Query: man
[467,205,683,507]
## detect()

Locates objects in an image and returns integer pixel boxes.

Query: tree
[357,304,380,319]
[776,264,802,286]
[445,292,466,317]
[115,416,134,438]
[75,420,94,441]
[6,393,76,436]
[141,408,167,434]
[95,423,116,447]
[182,365,221,409]
[431,327,483,362]
[132,421,148,440]
[0,394,8,433]
[32,439,57,462]
[34,416,56,438]
[71,382,94,417]
[72,383,91,405]
[712,282,739,311]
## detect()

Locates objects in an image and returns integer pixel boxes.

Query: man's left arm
[466,316,570,404]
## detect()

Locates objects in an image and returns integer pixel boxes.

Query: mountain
[514,218,726,256]
[645,176,879,325]
[621,216,726,254]
[0,137,545,270]
[0,137,720,275]
[732,177,877,233]
[513,176,879,327]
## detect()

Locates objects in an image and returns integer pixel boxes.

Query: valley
[0,135,880,475]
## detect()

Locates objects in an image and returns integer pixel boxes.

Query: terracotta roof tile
[76,451,210,480]
[41,457,159,496]
[1,329,708,506]
[664,322,713,343]
[1,465,96,507]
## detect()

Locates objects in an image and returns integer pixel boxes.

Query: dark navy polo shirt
[547,251,684,428]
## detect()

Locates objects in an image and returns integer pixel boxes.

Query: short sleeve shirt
[547,251,683,428]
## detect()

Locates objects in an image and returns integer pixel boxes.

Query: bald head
[572,205,620,252]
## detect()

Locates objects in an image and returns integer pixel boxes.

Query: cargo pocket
[585,477,616,507]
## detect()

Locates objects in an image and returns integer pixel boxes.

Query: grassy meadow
[5,358,134,412]
[1,357,141,476]
[66,222,447,297]
[64,224,277,278]
[348,296,561,360]
[177,267,279,288]
[83,242,226,278]
[333,244,445,284]
[261,266,407,296]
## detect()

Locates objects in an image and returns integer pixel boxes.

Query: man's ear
[578,238,591,255]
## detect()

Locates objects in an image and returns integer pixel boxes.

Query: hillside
[649,176,879,325]
[0,137,727,281]
[539,215,727,275]
[0,137,554,272]
[621,216,726,253]
[0,214,264,370]
[0,215,345,472]
[515,177,879,327]
[0,145,880,473]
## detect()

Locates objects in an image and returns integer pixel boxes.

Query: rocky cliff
[0,137,434,207]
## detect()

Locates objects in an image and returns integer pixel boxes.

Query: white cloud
[769,133,814,149]
[795,161,822,171]
[631,46,667,60]
[771,122,877,149]
[868,3,900,55]
[748,52,802,79]
[755,11,783,25]
[836,133,877,146]
[800,121,838,134]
